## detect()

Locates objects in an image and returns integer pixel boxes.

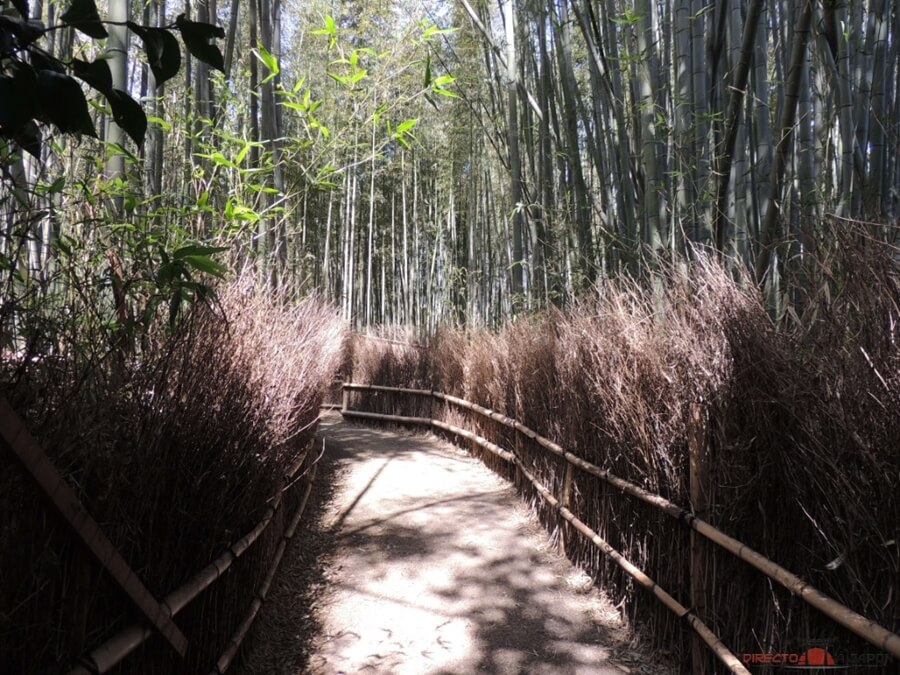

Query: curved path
[238,413,641,674]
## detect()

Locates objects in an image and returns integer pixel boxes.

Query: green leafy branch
[0,0,225,161]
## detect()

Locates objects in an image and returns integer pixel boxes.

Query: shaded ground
[238,413,655,674]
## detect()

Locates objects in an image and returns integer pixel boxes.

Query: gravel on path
[238,413,644,675]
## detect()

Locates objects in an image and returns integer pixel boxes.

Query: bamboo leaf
[423,54,431,87]
[11,0,29,18]
[204,151,238,168]
[61,0,107,39]
[107,88,147,148]
[312,14,336,38]
[71,57,113,96]
[15,121,41,158]
[146,115,172,132]
[172,244,229,259]
[395,118,417,134]
[182,255,228,278]
[0,68,37,134]
[168,286,183,327]
[253,46,280,84]
[128,22,181,86]
[175,14,226,73]
[235,141,257,164]
[36,70,96,137]
[432,87,459,98]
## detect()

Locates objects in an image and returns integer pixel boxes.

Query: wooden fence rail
[65,431,320,675]
[0,397,188,657]
[341,382,900,672]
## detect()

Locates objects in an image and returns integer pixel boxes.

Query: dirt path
[238,413,642,675]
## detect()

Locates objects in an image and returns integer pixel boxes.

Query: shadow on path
[238,413,642,675]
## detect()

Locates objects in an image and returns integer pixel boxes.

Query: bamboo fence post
[341,384,350,412]
[689,402,710,675]
[558,461,575,556]
[65,544,92,662]
[516,457,749,674]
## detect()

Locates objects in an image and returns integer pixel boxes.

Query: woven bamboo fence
[341,383,900,675]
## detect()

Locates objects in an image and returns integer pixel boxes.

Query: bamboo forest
[1,0,898,673]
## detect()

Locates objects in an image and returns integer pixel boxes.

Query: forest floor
[237,412,659,675]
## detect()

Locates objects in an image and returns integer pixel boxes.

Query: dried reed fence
[1,278,346,673]
[346,239,899,673]
[342,384,900,674]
